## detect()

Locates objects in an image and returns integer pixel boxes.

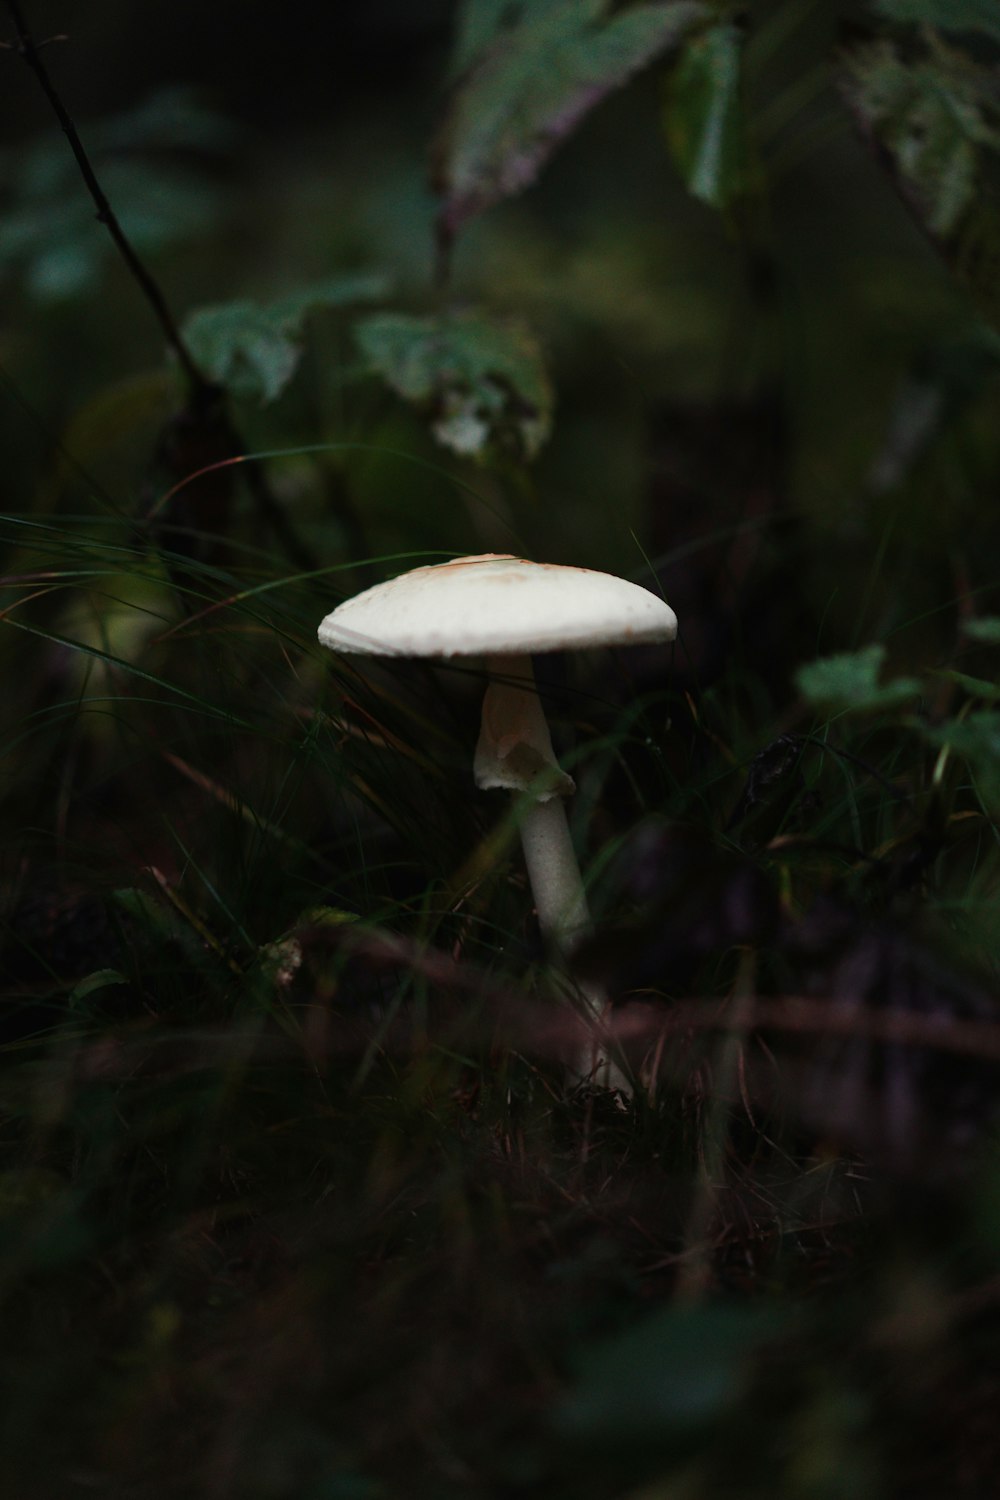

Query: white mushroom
[317,554,678,1091]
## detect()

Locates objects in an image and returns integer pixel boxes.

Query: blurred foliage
[795,644,922,714]
[663,20,750,209]
[2,0,1000,1497]
[843,33,1000,239]
[874,0,1000,39]
[183,273,391,404]
[0,87,238,299]
[553,1301,784,1444]
[964,615,1000,643]
[433,0,707,243]
[925,711,1000,816]
[841,21,1000,331]
[354,308,553,460]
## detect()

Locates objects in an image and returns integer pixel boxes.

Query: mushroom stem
[517,794,589,946]
[475,653,629,1093]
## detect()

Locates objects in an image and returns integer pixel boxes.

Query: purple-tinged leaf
[434,0,708,245]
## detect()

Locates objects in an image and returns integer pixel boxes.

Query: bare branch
[4,0,211,399]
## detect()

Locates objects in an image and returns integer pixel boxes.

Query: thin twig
[4,0,210,398]
[6,2,321,570]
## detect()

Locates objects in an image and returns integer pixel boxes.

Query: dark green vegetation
[3,1,1000,1495]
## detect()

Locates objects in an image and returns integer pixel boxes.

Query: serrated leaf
[796,644,922,714]
[874,0,1000,41]
[182,303,300,403]
[841,28,1000,328]
[183,274,389,403]
[434,0,707,240]
[842,40,1000,239]
[663,22,747,209]
[354,309,553,460]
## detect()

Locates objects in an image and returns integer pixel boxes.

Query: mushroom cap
[317,553,677,658]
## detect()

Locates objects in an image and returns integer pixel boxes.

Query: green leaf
[88,86,243,156]
[354,309,553,460]
[183,303,300,403]
[962,617,1000,644]
[0,161,221,301]
[936,668,1000,701]
[924,711,1000,813]
[68,969,129,1010]
[434,0,707,239]
[795,644,922,714]
[874,0,1000,41]
[663,22,747,209]
[0,89,238,302]
[553,1303,781,1446]
[449,0,517,78]
[842,40,1000,238]
[183,274,390,403]
[841,31,1000,325]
